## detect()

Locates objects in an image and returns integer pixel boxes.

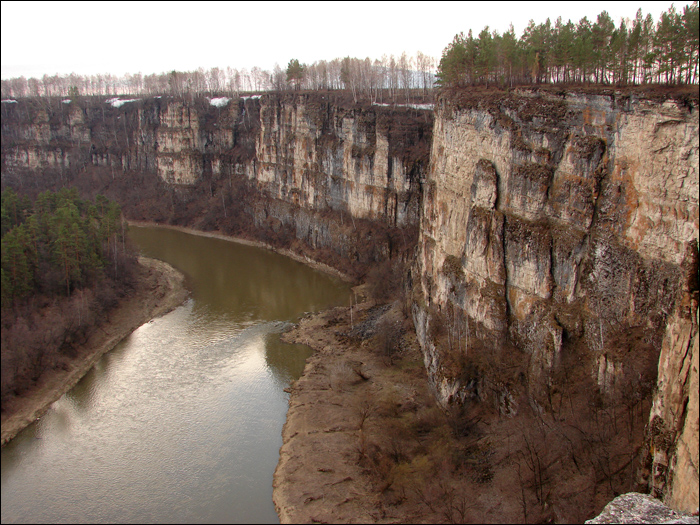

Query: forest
[1,3,697,103]
[437,3,699,87]
[1,188,137,407]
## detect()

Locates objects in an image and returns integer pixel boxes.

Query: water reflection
[133,228,342,322]
[1,226,349,524]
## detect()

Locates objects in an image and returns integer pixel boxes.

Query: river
[0,225,351,524]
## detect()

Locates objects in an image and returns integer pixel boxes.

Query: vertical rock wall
[413,88,698,512]
[254,94,424,226]
[1,93,431,265]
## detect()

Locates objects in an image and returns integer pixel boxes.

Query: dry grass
[276,293,652,523]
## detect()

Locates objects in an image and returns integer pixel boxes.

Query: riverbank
[273,297,465,523]
[127,221,356,284]
[273,301,640,523]
[0,256,188,447]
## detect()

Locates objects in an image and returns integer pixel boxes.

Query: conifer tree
[286,59,305,90]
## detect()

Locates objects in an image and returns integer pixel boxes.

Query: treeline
[438,2,699,87]
[1,188,129,306]
[3,3,696,101]
[0,52,436,103]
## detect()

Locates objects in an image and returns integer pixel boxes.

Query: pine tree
[286,59,305,90]
[434,3,698,88]
[1,224,35,304]
[682,2,699,84]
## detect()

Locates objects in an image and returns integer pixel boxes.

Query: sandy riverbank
[0,256,188,447]
[272,296,452,524]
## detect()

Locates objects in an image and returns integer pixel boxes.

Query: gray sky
[1,1,689,80]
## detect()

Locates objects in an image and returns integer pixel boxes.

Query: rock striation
[1,94,431,266]
[412,88,698,512]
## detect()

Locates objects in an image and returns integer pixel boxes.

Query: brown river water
[0,225,350,523]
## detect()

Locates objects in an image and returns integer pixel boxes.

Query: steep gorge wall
[1,96,256,182]
[413,88,698,512]
[1,93,432,269]
[247,94,429,265]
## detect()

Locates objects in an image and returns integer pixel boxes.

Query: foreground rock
[0,257,188,446]
[586,492,699,524]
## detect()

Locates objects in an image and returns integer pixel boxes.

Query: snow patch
[62,99,72,104]
[210,97,230,107]
[373,102,434,110]
[242,95,262,101]
[106,97,139,108]
[1,99,18,103]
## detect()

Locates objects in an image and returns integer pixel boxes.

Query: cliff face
[1,96,250,183]
[255,94,425,226]
[413,89,698,512]
[247,94,428,264]
[1,94,431,267]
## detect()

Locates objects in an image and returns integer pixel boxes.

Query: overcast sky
[1,1,690,80]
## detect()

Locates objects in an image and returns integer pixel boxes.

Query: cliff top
[439,83,699,113]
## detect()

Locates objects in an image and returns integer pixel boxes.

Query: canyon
[1,86,697,519]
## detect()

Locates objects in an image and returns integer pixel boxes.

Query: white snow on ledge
[373,102,434,110]
[62,99,72,104]
[210,97,231,107]
[1,99,18,103]
[106,97,139,108]
[242,95,262,101]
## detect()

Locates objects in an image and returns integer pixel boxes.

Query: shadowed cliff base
[274,290,662,523]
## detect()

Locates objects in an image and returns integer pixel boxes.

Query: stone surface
[585,492,699,524]
[413,89,698,510]
[1,94,431,260]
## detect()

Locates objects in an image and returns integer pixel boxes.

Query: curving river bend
[0,225,350,524]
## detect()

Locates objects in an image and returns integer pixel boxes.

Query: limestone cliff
[1,93,431,268]
[246,94,429,263]
[412,88,698,512]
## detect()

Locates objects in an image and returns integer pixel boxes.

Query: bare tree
[388,54,399,98]
[10,76,28,98]
[416,51,434,94]
[272,63,287,91]
[328,58,342,89]
[206,67,222,93]
[399,52,413,102]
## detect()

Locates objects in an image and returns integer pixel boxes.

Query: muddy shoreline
[0,256,188,447]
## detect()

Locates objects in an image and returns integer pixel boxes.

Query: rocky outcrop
[412,88,698,510]
[585,492,698,524]
[641,311,699,513]
[254,95,425,226]
[245,94,429,265]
